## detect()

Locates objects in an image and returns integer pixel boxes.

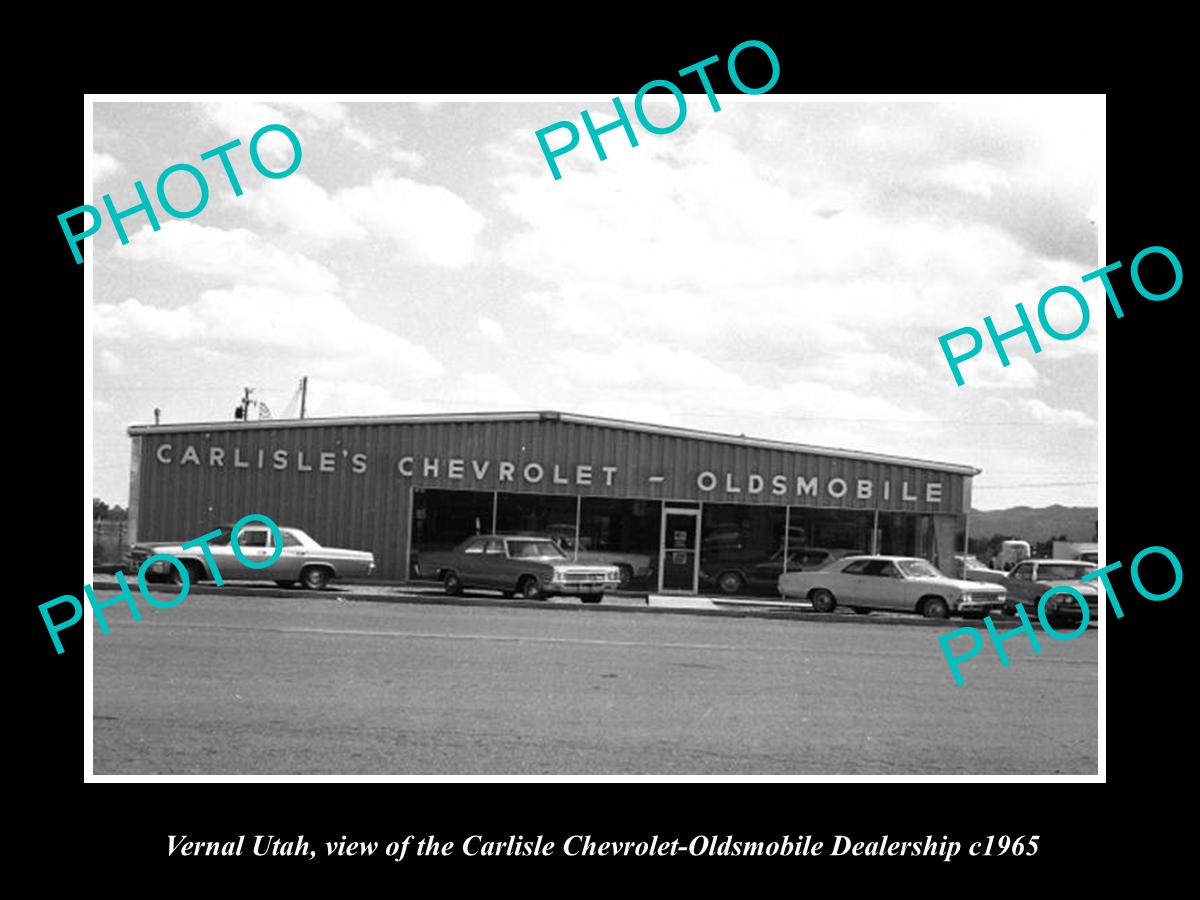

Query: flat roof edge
[126,409,982,476]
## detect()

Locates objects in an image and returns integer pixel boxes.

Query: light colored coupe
[777,555,1008,619]
[1002,558,1099,624]
[129,524,375,590]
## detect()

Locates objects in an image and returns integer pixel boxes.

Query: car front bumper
[957,595,1007,612]
[546,579,621,594]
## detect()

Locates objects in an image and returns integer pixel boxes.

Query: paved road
[91,591,1098,775]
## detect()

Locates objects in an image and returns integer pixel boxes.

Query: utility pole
[299,376,308,420]
[235,387,254,420]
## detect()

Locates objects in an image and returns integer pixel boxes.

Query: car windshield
[507,540,566,559]
[962,556,985,569]
[897,559,943,578]
[1039,563,1092,580]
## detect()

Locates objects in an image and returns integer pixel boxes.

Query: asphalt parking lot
[89,582,1098,776]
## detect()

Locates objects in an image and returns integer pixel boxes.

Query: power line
[974,481,1098,489]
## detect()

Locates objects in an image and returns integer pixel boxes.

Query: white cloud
[204,101,290,141]
[280,101,347,126]
[1018,398,1095,428]
[477,317,505,344]
[242,174,366,241]
[92,152,121,182]
[120,221,340,293]
[105,219,443,388]
[388,147,425,169]
[96,287,443,382]
[933,160,1011,198]
[928,340,1041,390]
[203,100,409,162]
[341,124,377,151]
[337,174,484,266]
[98,349,123,374]
[236,168,482,266]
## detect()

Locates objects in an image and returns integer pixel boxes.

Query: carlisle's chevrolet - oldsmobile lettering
[398,456,616,486]
[535,39,780,180]
[43,514,283,654]
[939,544,1182,685]
[938,244,1182,386]
[59,124,303,264]
[148,445,945,506]
[696,470,941,503]
[155,443,368,473]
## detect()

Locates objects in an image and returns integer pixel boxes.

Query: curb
[86,575,1043,630]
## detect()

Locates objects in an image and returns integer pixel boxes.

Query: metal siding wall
[134,418,967,580]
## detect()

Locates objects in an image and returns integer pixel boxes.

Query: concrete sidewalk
[86,572,1018,629]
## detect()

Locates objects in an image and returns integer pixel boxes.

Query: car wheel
[443,571,462,595]
[171,560,203,586]
[810,589,837,613]
[580,593,603,604]
[301,566,331,591]
[717,571,745,595]
[851,606,870,615]
[274,580,297,588]
[615,565,633,588]
[518,576,544,601]
[921,597,950,619]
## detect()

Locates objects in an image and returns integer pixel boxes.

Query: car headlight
[552,570,566,582]
[609,569,620,580]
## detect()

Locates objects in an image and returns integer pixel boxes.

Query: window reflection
[699,504,787,596]
[578,498,661,590]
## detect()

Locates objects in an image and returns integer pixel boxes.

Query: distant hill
[970,505,1097,543]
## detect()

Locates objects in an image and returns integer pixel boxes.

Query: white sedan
[777,555,1008,619]
[130,524,375,591]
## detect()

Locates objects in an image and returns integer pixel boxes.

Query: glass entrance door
[659,508,700,593]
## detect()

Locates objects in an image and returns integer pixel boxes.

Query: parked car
[128,524,375,590]
[990,540,1031,572]
[1001,559,1099,625]
[953,554,1009,584]
[701,527,745,554]
[1076,549,1100,565]
[701,547,858,595]
[415,534,620,602]
[539,529,653,587]
[777,555,1008,618]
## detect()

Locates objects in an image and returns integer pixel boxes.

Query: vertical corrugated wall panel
[132,417,971,581]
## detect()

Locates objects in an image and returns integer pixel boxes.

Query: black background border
[23,24,1189,882]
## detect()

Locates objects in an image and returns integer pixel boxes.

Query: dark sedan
[415,535,621,602]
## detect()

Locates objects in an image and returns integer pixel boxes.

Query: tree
[93,499,127,521]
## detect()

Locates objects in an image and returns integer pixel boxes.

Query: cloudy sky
[90,97,1100,510]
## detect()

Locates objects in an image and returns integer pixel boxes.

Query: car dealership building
[126,410,978,595]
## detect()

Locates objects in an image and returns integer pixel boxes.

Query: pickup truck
[415,534,621,602]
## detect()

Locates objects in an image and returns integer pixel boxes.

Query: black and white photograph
[84,93,1103,777]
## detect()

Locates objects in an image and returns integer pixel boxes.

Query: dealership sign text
[150,445,944,505]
